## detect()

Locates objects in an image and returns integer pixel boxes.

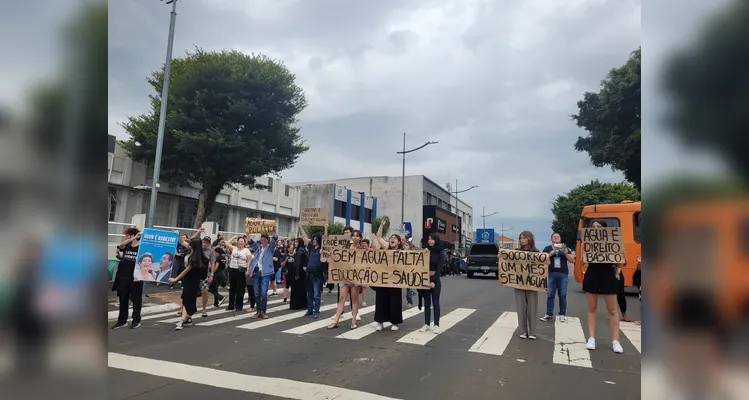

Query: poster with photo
[133,228,179,283]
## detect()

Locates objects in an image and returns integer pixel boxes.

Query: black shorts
[582,263,619,295]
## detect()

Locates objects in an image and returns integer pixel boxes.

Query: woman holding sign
[418,234,442,334]
[168,238,208,330]
[512,231,541,339]
[581,219,625,354]
[373,218,404,332]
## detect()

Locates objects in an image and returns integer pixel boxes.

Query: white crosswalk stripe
[468,311,517,356]
[236,303,344,330]
[553,316,592,368]
[196,300,291,327]
[397,308,475,346]
[156,298,286,324]
[619,321,641,353]
[284,305,375,334]
[336,307,422,340]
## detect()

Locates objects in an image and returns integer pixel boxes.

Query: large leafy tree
[121,48,309,227]
[550,180,640,247]
[662,3,748,182]
[572,48,641,190]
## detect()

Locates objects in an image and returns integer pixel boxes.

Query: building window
[278,217,292,237]
[364,208,373,223]
[108,188,118,221]
[351,204,361,220]
[207,206,229,231]
[267,177,274,192]
[177,201,198,229]
[334,200,346,218]
[284,185,290,197]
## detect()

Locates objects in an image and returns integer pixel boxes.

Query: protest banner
[328,248,431,289]
[581,227,625,264]
[245,218,277,234]
[498,249,549,292]
[134,228,179,283]
[321,234,351,262]
[300,208,328,226]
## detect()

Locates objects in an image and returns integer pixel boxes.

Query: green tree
[304,222,345,238]
[371,216,390,237]
[121,48,309,227]
[550,180,640,247]
[572,48,641,190]
[662,2,749,182]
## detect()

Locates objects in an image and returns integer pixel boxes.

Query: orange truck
[574,200,641,287]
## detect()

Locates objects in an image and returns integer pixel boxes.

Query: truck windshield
[469,244,498,255]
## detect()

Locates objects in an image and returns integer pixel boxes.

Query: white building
[288,175,473,250]
[107,135,301,238]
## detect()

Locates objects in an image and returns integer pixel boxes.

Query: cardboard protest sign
[581,227,625,264]
[328,248,431,289]
[134,228,179,283]
[300,208,328,226]
[321,234,351,262]
[498,249,549,292]
[245,218,277,235]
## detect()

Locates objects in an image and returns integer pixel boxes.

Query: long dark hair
[187,238,204,268]
[427,233,441,251]
[295,237,305,251]
[389,234,404,250]
[312,234,322,249]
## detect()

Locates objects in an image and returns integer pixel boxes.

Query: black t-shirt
[117,243,139,280]
[175,243,188,260]
[542,245,569,275]
[215,249,227,271]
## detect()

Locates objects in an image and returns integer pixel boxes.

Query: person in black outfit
[111,228,143,330]
[373,218,404,332]
[169,238,208,330]
[418,234,442,333]
[170,234,189,289]
[288,238,308,310]
[209,247,227,307]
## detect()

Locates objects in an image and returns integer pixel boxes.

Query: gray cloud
[105,0,641,241]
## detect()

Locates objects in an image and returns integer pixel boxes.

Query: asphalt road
[108,273,642,400]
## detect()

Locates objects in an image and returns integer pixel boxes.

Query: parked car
[466,243,499,278]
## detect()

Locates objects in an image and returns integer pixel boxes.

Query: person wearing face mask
[418,234,442,334]
[540,232,575,322]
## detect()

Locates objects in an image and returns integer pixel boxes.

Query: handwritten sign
[300,208,328,226]
[321,234,351,262]
[328,249,430,289]
[498,249,549,292]
[581,227,625,264]
[245,218,277,235]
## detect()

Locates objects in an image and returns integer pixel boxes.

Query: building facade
[107,135,302,238]
[295,183,378,234]
[288,175,474,249]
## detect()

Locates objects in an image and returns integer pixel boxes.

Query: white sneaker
[375,323,383,331]
[419,324,430,332]
[540,315,553,322]
[433,326,440,334]
[391,324,399,331]
[175,321,184,331]
[559,315,566,322]
[612,340,624,354]
[528,335,536,340]
[356,315,362,321]
[519,333,528,339]
[586,337,596,350]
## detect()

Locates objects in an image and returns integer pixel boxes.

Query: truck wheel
[467,272,474,279]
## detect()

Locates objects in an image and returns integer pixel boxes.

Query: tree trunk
[194,184,223,229]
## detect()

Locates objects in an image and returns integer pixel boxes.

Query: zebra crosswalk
[149,304,642,369]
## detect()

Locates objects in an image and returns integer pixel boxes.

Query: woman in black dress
[288,238,308,310]
[168,238,207,330]
[373,217,404,332]
[582,219,625,353]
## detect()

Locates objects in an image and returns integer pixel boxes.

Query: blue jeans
[546,272,568,316]
[307,274,322,315]
[424,279,441,325]
[406,288,413,305]
[253,274,271,311]
[275,268,283,284]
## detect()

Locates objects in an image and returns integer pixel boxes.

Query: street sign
[475,228,495,244]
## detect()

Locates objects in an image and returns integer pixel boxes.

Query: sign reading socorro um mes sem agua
[328,248,431,289]
[498,249,549,292]
[581,227,625,264]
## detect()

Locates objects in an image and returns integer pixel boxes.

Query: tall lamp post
[147,0,180,228]
[396,132,438,225]
[452,180,478,250]
[480,206,498,229]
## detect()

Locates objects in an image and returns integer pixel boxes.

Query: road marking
[283,306,375,334]
[237,303,343,330]
[108,352,402,400]
[468,311,518,355]
[553,316,592,368]
[397,308,475,346]
[195,300,292,327]
[157,298,286,324]
[336,307,421,340]
[107,302,180,320]
[619,321,641,353]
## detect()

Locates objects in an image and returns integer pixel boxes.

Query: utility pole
[397,133,438,227]
[147,0,179,228]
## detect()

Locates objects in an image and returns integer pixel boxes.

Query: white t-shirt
[229,248,251,269]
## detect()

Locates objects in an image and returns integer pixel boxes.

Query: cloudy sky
[0,0,732,247]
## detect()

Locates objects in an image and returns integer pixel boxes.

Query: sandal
[350,323,358,329]
[327,323,339,329]
[202,312,208,317]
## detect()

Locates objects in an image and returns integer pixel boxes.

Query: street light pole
[147,0,179,228]
[480,206,498,229]
[397,133,438,226]
[451,179,478,250]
